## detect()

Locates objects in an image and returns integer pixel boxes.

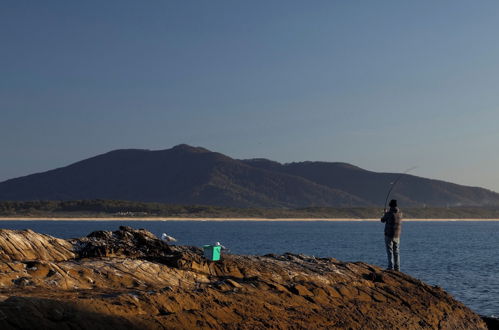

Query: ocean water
[0,220,497,317]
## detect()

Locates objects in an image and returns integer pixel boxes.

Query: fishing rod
[383,166,417,211]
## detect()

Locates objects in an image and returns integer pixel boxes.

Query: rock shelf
[0,227,488,329]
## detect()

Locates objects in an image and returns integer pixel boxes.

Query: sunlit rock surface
[0,227,488,329]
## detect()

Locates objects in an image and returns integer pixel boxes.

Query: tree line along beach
[3,200,499,220]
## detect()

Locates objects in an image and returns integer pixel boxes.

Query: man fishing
[381,199,402,271]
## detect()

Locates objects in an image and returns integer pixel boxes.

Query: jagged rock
[482,316,499,329]
[0,227,489,329]
[71,226,172,258]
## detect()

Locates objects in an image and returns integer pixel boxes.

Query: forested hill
[2,200,499,219]
[0,144,498,208]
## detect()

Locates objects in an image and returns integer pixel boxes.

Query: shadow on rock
[0,296,146,330]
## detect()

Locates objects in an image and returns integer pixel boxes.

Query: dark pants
[385,235,400,271]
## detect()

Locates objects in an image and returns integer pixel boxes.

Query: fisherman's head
[389,199,397,208]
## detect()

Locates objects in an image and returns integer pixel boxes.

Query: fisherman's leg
[384,236,394,270]
[393,238,400,271]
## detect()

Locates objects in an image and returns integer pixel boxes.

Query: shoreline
[1,217,499,221]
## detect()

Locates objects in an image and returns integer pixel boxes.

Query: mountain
[0,144,498,208]
[242,159,499,207]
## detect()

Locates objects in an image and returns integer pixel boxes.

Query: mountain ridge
[0,144,498,208]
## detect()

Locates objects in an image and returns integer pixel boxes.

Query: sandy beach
[1,217,499,221]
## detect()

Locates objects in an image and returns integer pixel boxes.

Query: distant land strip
[2,200,499,220]
[1,217,499,222]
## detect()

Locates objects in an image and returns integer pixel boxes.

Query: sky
[2,1,499,191]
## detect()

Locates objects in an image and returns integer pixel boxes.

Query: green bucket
[203,245,221,261]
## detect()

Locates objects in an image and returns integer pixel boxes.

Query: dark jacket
[381,207,402,239]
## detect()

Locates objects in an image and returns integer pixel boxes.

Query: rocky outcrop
[71,226,172,258]
[0,229,75,262]
[0,227,489,329]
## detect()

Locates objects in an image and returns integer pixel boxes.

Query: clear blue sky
[2,1,499,191]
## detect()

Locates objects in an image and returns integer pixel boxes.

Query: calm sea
[0,220,497,317]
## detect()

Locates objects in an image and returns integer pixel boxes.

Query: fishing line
[384,166,418,211]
